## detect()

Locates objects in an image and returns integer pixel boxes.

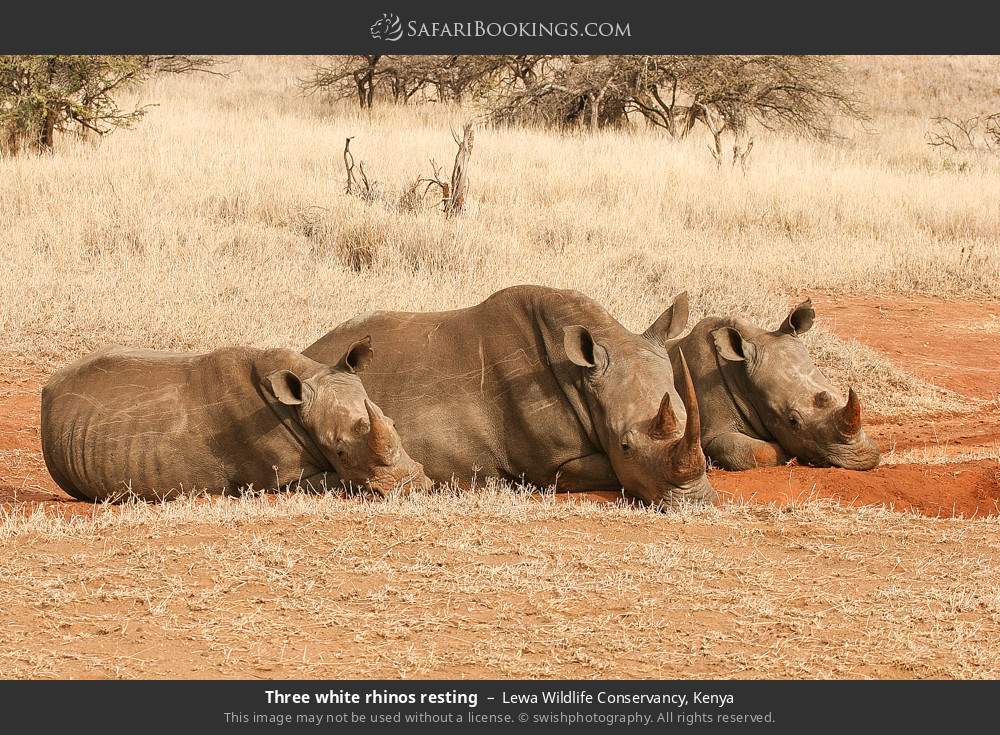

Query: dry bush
[0,55,221,155]
[341,136,383,204]
[842,55,1000,171]
[927,114,1000,155]
[345,125,475,216]
[416,123,475,216]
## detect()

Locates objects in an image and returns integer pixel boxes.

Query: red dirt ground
[822,294,1000,458]
[2,294,998,518]
[821,294,1000,402]
[571,461,1000,518]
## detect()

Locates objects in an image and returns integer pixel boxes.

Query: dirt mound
[556,463,1000,518]
[711,462,1000,517]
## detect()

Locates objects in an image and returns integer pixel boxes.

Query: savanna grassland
[1,56,999,678]
[2,56,999,412]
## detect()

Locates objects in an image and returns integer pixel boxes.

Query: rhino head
[563,292,715,506]
[266,338,433,495]
[710,299,880,470]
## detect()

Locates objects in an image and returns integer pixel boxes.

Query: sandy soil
[3,495,998,679]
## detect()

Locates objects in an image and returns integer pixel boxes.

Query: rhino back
[40,347,306,501]
[303,286,602,484]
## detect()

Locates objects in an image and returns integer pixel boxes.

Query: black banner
[0,680,997,733]
[3,0,1000,54]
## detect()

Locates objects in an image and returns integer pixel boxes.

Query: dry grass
[1,57,998,416]
[881,444,1000,466]
[1,487,998,679]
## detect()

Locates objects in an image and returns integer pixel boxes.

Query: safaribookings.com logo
[370,13,404,41]
[370,13,631,41]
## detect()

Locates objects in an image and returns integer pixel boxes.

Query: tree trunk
[591,84,610,130]
[354,67,376,109]
[364,71,375,108]
[354,75,366,108]
[1,126,19,157]
[35,57,59,152]
[444,124,474,217]
[36,110,57,152]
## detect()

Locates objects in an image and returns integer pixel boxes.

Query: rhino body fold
[669,300,881,472]
[41,345,430,501]
[304,285,714,505]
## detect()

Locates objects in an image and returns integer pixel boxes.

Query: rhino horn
[835,387,862,438]
[365,399,398,463]
[676,349,702,456]
[650,389,679,439]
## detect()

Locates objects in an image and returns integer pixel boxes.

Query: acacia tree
[0,55,220,155]
[488,56,634,129]
[300,55,548,107]
[299,55,388,108]
[650,55,863,140]
[300,55,862,159]
[490,55,862,140]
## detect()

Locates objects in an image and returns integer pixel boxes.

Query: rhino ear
[778,299,815,336]
[563,325,608,370]
[712,327,756,364]
[338,336,374,373]
[267,370,306,406]
[643,291,689,345]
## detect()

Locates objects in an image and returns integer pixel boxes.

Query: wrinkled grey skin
[668,299,881,471]
[304,285,714,506]
[40,343,431,502]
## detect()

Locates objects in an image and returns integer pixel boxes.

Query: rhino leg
[705,432,790,471]
[553,453,622,492]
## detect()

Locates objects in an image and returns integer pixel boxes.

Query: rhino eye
[330,440,349,462]
[788,411,803,430]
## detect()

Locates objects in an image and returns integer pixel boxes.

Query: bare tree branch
[926,114,1000,155]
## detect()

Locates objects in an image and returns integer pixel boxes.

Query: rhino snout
[406,467,434,494]
[646,476,717,509]
[825,434,881,471]
[367,462,434,497]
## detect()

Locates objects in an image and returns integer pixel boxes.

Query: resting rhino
[40,343,431,501]
[668,299,880,471]
[303,285,714,505]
